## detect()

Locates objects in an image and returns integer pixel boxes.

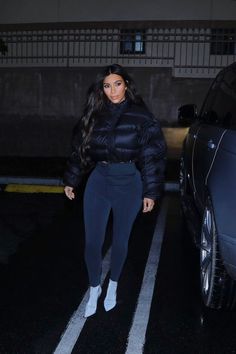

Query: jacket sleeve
[63,122,83,188]
[138,114,167,200]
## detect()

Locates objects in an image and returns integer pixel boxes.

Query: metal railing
[0,21,236,77]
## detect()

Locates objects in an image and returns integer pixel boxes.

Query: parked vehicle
[178,62,236,310]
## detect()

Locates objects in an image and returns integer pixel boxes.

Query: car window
[219,77,236,129]
[199,72,223,125]
[199,68,236,129]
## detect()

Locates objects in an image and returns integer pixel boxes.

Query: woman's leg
[110,188,142,281]
[104,169,142,311]
[83,169,111,317]
[83,170,111,287]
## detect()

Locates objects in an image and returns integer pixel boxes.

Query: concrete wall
[0,0,236,23]
[0,67,212,156]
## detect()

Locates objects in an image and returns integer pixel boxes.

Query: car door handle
[207,140,216,149]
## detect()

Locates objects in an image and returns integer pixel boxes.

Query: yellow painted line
[5,184,64,193]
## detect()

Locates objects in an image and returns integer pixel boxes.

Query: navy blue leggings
[83,162,142,286]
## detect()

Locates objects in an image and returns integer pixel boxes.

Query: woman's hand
[64,186,75,200]
[143,198,155,213]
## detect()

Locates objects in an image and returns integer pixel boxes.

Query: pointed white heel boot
[104,279,118,312]
[84,285,102,318]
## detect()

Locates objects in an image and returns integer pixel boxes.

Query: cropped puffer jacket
[63,99,167,200]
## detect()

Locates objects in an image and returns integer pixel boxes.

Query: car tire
[200,197,236,309]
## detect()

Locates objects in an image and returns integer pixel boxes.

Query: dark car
[178,62,236,310]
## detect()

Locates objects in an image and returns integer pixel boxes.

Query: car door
[191,71,227,211]
[192,124,227,211]
[205,66,236,279]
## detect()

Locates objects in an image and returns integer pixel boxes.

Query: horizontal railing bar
[0,55,175,60]
[1,20,236,31]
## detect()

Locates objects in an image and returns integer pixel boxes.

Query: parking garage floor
[0,127,234,353]
[0,154,236,353]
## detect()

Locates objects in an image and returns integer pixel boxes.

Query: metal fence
[0,22,236,77]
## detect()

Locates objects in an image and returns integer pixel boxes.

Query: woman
[64,64,166,318]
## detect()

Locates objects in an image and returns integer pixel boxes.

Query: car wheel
[200,197,236,309]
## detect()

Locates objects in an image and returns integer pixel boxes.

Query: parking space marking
[5,184,64,193]
[125,196,169,354]
[53,248,111,354]
[2,181,177,194]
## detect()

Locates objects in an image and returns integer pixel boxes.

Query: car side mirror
[178,104,198,126]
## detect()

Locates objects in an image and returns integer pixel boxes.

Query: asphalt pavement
[0,187,236,354]
[0,157,236,353]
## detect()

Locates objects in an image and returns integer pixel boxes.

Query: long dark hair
[74,63,144,171]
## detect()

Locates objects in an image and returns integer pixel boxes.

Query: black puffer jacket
[64,100,167,200]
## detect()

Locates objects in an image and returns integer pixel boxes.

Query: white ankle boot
[84,285,102,318]
[104,279,117,312]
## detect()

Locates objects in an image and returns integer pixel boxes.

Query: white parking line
[125,196,169,354]
[53,248,111,354]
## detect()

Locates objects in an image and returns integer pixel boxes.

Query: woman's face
[103,74,127,104]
